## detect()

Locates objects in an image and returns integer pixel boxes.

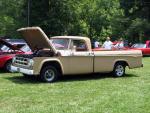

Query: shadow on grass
[4,73,139,84]
[4,75,40,84]
[0,69,8,73]
[59,73,138,82]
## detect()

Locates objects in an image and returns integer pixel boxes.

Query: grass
[0,57,150,113]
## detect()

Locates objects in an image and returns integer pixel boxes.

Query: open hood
[0,38,19,50]
[17,27,57,54]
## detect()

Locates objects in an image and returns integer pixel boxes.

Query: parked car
[0,38,31,72]
[131,41,150,56]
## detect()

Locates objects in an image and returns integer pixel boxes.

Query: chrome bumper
[11,65,34,75]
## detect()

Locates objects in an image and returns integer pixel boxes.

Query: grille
[14,57,29,66]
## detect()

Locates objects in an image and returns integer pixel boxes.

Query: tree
[120,0,150,42]
[21,0,124,41]
[22,0,81,36]
[80,0,124,41]
[0,0,25,38]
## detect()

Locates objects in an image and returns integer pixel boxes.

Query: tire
[5,60,12,72]
[113,62,125,77]
[40,65,59,83]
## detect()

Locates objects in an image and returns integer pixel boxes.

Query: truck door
[68,39,93,74]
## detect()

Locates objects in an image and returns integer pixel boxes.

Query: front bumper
[11,65,34,75]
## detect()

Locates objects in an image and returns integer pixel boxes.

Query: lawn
[0,57,150,113]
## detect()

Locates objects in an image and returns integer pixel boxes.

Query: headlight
[28,59,34,67]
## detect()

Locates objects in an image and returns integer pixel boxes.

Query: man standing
[102,37,113,50]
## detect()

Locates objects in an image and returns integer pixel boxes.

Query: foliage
[80,0,125,41]
[125,18,150,42]
[120,0,150,42]
[0,0,25,38]
[22,0,80,36]
[0,0,150,42]
[21,0,124,41]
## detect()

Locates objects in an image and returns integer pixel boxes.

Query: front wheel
[5,60,12,72]
[40,66,59,83]
[113,63,125,77]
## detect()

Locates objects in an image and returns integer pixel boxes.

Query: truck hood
[17,27,57,54]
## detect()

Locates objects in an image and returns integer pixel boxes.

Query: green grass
[0,57,150,113]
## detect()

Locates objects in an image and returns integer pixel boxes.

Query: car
[0,39,25,52]
[0,38,31,72]
[131,41,150,56]
[11,27,142,83]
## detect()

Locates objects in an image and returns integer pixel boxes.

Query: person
[114,38,124,49]
[102,37,113,50]
[94,40,100,48]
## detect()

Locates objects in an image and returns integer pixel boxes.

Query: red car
[0,38,31,72]
[131,40,150,56]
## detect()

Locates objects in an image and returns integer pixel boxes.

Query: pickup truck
[11,27,143,82]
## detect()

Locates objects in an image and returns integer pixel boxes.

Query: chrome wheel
[113,63,125,77]
[40,66,59,83]
[44,69,55,82]
[115,65,124,76]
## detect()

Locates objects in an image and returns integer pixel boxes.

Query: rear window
[71,40,87,51]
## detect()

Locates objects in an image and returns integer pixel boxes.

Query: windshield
[132,44,146,48]
[0,44,25,52]
[0,43,30,52]
[51,38,69,50]
[1,45,9,51]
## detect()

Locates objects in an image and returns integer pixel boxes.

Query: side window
[72,40,87,51]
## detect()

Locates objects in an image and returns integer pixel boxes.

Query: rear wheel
[40,65,59,83]
[113,63,125,77]
[5,60,12,72]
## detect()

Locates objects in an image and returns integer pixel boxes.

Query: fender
[113,59,129,69]
[0,55,14,68]
[37,58,64,75]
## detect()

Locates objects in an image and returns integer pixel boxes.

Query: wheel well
[41,61,62,75]
[5,59,12,67]
[115,61,129,67]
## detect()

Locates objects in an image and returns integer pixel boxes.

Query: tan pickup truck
[11,27,143,82]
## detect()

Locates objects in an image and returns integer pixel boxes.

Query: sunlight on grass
[0,57,150,113]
